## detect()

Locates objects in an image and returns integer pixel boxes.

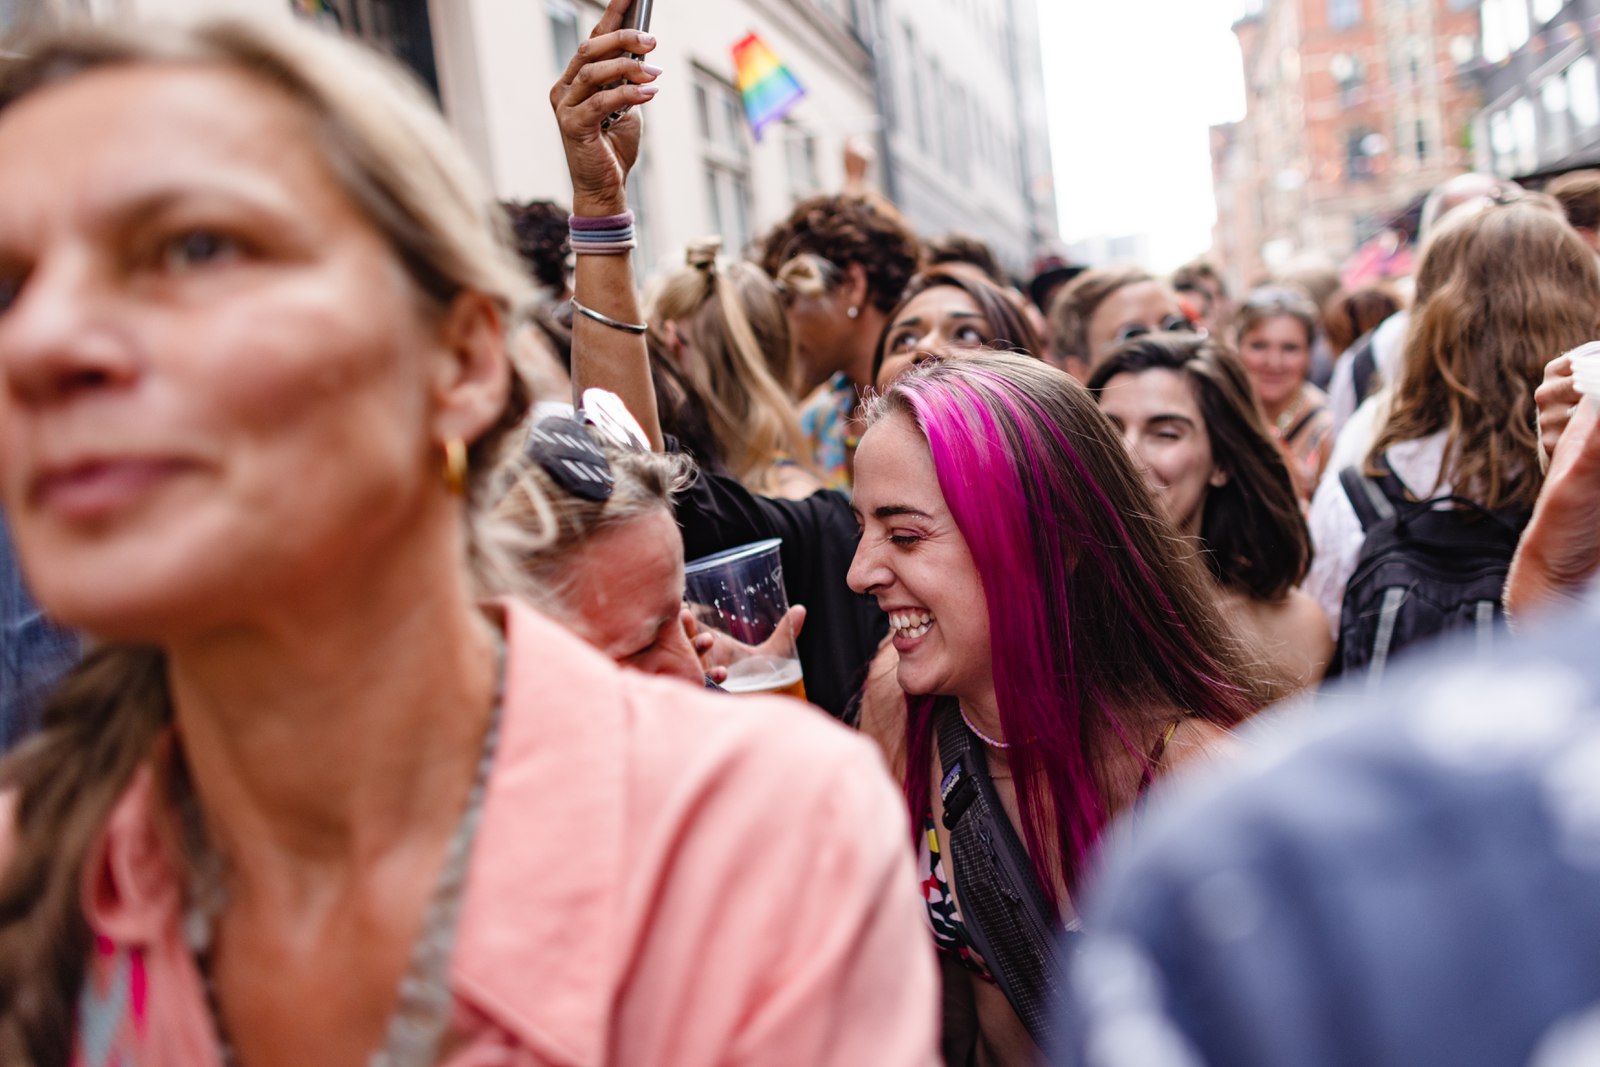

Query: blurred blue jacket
[1057,596,1600,1067]
[1,512,76,750]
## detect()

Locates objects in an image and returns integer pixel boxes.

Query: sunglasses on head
[1113,315,1200,345]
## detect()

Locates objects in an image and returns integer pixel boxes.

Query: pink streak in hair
[893,365,1250,904]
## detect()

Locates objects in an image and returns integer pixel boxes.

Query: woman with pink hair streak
[848,351,1267,1064]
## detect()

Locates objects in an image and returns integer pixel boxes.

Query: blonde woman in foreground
[0,11,936,1066]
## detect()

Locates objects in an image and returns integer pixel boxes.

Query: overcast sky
[1038,0,1249,272]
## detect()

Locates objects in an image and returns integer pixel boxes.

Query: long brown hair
[1370,196,1600,511]
[1088,333,1310,601]
[0,19,537,1063]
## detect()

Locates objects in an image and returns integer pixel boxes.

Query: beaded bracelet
[570,211,637,256]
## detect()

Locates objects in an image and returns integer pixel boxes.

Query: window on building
[547,0,583,73]
[1331,53,1364,105]
[1413,118,1430,162]
[1490,108,1514,171]
[1345,127,1377,181]
[1532,0,1564,24]
[930,57,951,168]
[1571,54,1600,129]
[784,125,822,201]
[309,0,440,96]
[1511,96,1538,173]
[627,153,655,273]
[1506,0,1531,52]
[1328,0,1362,31]
[1481,0,1510,63]
[694,69,753,253]
[1407,38,1428,85]
[1544,73,1572,158]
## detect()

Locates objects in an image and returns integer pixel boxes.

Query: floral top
[798,373,860,492]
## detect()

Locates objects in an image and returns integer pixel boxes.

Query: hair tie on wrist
[570,210,637,256]
[569,211,635,231]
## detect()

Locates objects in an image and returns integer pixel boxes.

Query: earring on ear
[847,306,860,320]
[443,439,469,496]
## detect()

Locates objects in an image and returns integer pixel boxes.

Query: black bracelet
[570,298,648,335]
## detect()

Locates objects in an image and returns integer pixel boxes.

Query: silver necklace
[184,642,505,1067]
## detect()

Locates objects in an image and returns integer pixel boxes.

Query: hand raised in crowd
[1507,391,1600,618]
[550,0,658,215]
[1535,348,1585,466]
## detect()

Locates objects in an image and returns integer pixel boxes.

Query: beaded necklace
[959,704,1011,749]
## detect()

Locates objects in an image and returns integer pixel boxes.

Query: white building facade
[873,0,1059,275]
[11,0,1057,279]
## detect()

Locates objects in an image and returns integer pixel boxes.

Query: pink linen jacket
[41,601,939,1066]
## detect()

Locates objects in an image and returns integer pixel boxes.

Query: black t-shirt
[673,466,887,722]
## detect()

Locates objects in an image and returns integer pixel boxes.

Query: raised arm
[1506,393,1600,620]
[550,0,663,449]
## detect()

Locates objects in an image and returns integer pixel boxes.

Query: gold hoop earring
[443,439,469,496]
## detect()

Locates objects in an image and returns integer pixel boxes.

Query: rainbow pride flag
[733,34,805,140]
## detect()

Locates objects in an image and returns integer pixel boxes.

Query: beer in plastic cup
[683,538,808,702]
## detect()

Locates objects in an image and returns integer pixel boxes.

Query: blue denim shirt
[1060,596,1600,1067]
[0,513,76,749]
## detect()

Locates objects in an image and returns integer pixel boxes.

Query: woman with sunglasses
[1235,286,1333,503]
[1047,266,1195,380]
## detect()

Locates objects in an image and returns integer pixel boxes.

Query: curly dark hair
[757,194,923,312]
[501,199,571,297]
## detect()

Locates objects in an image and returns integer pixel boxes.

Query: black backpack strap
[1339,464,1396,533]
[1350,331,1378,402]
[936,702,1065,1049]
[1281,402,1325,444]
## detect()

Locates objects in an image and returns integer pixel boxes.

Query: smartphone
[601,0,656,131]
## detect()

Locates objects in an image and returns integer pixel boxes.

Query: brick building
[1212,0,1483,292]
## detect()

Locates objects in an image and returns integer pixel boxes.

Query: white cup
[1567,341,1600,397]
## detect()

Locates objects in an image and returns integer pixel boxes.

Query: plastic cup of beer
[683,538,807,701]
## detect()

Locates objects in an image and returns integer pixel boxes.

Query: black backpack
[1333,455,1529,684]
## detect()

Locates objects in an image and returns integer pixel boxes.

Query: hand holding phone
[602,0,655,131]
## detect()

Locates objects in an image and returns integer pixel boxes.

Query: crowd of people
[8,3,1600,1065]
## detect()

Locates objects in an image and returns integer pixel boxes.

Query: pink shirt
[53,601,939,1066]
